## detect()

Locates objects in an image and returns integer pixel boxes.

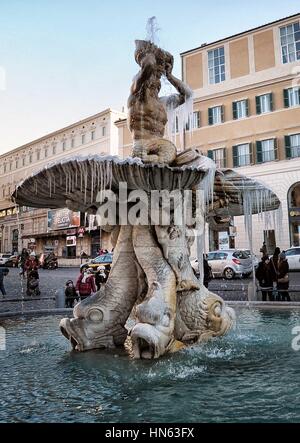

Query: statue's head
[134,39,167,71]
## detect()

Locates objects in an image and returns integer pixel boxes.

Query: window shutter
[232,102,237,120]
[285,135,291,159]
[256,96,261,114]
[246,99,250,117]
[273,138,278,160]
[232,145,238,167]
[269,93,274,111]
[221,105,225,123]
[256,141,263,163]
[249,142,253,164]
[222,148,227,168]
[207,150,214,160]
[283,89,290,108]
[208,108,213,125]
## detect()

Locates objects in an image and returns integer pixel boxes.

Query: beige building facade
[0,108,126,263]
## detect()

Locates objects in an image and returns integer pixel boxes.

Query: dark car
[5,255,19,268]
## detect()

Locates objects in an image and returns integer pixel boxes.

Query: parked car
[284,247,300,271]
[5,254,19,267]
[80,253,113,271]
[0,253,12,267]
[206,249,253,280]
[241,249,259,269]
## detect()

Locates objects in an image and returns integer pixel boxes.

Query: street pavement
[1,267,300,314]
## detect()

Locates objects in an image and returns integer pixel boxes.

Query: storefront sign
[66,236,77,247]
[47,209,80,231]
[218,231,230,250]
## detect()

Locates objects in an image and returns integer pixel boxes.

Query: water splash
[146,16,161,45]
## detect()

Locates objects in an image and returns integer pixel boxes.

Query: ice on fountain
[165,91,194,151]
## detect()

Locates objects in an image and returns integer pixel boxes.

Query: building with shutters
[116,12,300,255]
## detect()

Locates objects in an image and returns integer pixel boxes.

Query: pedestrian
[203,255,213,288]
[25,252,40,297]
[65,280,77,308]
[19,248,29,278]
[75,268,96,301]
[260,241,267,257]
[0,268,9,297]
[255,256,274,301]
[270,247,280,287]
[95,266,107,291]
[26,269,40,297]
[277,252,290,302]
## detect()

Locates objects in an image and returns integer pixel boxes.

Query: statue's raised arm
[160,52,193,109]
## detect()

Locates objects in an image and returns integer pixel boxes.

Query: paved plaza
[1,267,300,315]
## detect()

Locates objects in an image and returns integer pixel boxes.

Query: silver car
[284,247,300,270]
[207,249,253,280]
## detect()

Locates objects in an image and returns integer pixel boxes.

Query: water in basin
[0,308,299,423]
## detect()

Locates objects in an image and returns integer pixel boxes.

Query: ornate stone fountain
[13,38,280,359]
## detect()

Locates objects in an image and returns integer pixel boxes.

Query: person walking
[19,248,29,278]
[270,247,280,299]
[277,252,290,302]
[255,256,274,301]
[0,268,9,297]
[75,268,96,301]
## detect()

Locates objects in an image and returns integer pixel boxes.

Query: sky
[0,0,299,155]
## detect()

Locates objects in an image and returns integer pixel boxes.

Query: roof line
[180,12,300,56]
[0,108,124,159]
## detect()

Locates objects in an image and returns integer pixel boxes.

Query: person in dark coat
[255,256,274,301]
[65,280,77,308]
[203,255,212,288]
[270,247,280,283]
[0,268,9,297]
[19,248,29,277]
[277,252,290,302]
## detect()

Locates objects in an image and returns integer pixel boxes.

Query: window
[208,46,225,84]
[29,153,32,163]
[233,99,249,119]
[232,143,252,167]
[45,147,48,158]
[256,93,273,114]
[102,126,106,137]
[193,111,201,129]
[207,148,226,168]
[82,134,85,144]
[22,157,25,166]
[9,162,12,171]
[52,144,56,155]
[208,106,224,125]
[62,141,66,151]
[285,133,300,159]
[185,111,201,130]
[256,139,277,163]
[284,87,300,107]
[15,159,18,169]
[4,164,6,173]
[91,130,95,140]
[71,138,75,148]
[280,22,300,64]
[37,150,41,161]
